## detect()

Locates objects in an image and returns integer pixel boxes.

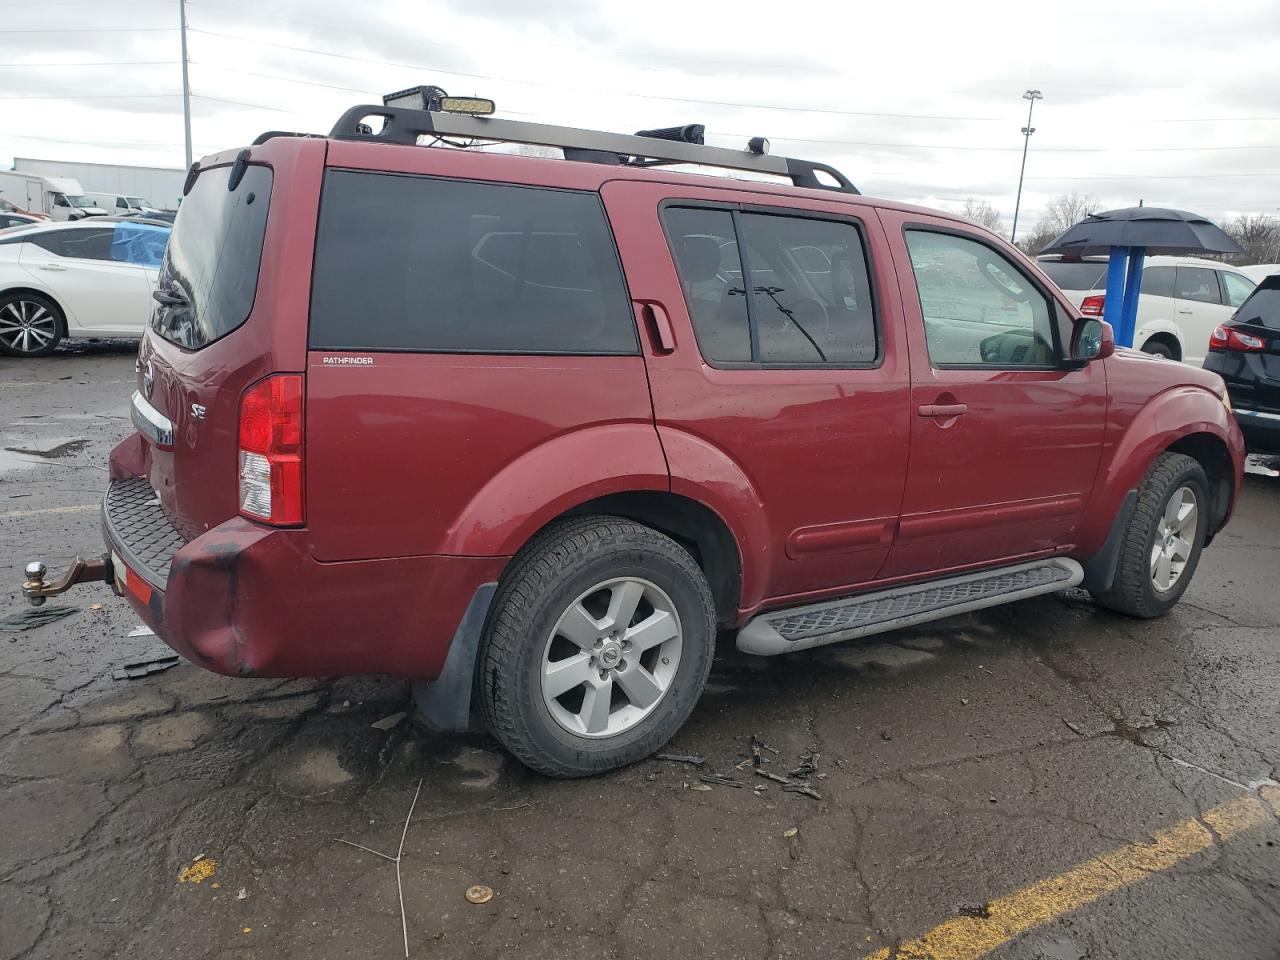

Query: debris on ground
[178,857,218,884]
[370,711,407,731]
[127,625,156,637]
[111,652,180,680]
[4,438,89,459]
[236,888,248,900]
[0,605,79,632]
[699,773,744,788]
[465,884,493,904]
[783,827,799,838]
[687,782,712,792]
[1063,719,1085,736]
[782,783,823,800]
[789,750,820,778]
[655,752,705,765]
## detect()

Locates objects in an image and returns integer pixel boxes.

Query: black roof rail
[327,104,859,195]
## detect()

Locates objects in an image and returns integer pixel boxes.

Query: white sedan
[0,218,168,357]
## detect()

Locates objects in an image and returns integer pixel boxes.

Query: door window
[1174,267,1222,304]
[905,230,1056,367]
[1140,266,1175,298]
[1220,271,1256,308]
[25,228,114,260]
[663,206,877,365]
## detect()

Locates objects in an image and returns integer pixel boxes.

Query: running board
[737,558,1083,656]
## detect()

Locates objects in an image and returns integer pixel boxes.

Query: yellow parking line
[0,503,97,520]
[865,790,1279,960]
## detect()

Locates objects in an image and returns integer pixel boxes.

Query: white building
[13,157,185,211]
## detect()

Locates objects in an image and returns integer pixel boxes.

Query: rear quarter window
[307,171,637,354]
[1038,261,1107,291]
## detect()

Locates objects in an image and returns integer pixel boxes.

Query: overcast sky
[3,0,1279,231]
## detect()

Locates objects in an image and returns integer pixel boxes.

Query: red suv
[23,96,1245,777]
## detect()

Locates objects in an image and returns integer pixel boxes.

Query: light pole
[1010,89,1042,245]
[179,0,192,170]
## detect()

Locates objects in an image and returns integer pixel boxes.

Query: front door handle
[918,402,968,418]
[1176,307,1193,314]
[37,263,67,272]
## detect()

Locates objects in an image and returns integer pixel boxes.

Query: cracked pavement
[2,344,1278,960]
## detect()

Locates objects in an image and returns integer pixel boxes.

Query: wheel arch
[1134,319,1183,358]
[1166,431,1235,542]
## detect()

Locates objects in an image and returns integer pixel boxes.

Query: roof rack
[327,104,859,195]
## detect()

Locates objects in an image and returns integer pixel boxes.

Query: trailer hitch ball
[23,562,49,607]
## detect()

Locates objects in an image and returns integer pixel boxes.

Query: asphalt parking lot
[2,342,1278,960]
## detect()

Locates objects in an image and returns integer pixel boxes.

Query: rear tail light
[1209,325,1265,353]
[1080,295,1105,317]
[238,374,304,525]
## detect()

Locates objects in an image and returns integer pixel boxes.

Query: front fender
[1076,384,1244,556]
[438,422,670,556]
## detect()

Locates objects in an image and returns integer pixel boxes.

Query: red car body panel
[101,133,1245,682]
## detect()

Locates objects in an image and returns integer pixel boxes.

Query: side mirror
[1071,317,1114,362]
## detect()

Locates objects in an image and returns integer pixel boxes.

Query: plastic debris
[699,773,743,788]
[127,625,156,637]
[371,712,407,731]
[688,782,712,792]
[783,827,799,838]
[111,652,180,680]
[0,605,78,632]
[237,888,248,900]
[1063,719,1085,736]
[465,885,493,904]
[655,752,705,765]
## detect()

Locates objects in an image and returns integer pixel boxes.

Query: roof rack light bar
[328,105,858,194]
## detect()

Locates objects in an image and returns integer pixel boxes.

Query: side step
[737,558,1083,656]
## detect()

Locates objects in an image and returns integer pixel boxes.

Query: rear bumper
[102,468,506,680]
[1232,407,1280,454]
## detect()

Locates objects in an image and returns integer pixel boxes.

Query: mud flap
[1081,489,1138,593]
[411,582,496,733]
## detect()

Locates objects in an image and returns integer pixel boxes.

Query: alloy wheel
[540,577,683,738]
[1150,485,1198,592]
[0,299,58,354]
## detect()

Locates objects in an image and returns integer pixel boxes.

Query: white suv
[1038,255,1257,366]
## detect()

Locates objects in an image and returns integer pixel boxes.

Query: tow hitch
[22,555,115,606]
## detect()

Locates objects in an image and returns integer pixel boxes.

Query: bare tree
[1223,214,1280,265]
[959,197,1004,235]
[1015,192,1100,256]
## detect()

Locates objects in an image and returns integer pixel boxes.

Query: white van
[0,171,108,222]
[84,191,161,217]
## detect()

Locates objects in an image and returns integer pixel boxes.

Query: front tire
[0,292,64,357]
[478,516,716,778]
[1090,452,1209,618]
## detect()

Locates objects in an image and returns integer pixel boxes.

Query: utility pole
[179,0,192,170]
[1010,88,1042,245]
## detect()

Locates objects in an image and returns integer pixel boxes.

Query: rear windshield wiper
[152,285,190,308]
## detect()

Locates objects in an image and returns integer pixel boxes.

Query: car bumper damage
[22,457,505,684]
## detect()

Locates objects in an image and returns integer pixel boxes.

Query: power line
[185,27,1007,123]
[1026,172,1280,181]
[0,26,176,33]
[721,132,1280,155]
[190,61,379,95]
[0,60,180,68]
[0,93,179,99]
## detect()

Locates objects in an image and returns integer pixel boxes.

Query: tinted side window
[1140,266,1175,298]
[740,213,876,364]
[1175,267,1222,304]
[1220,271,1256,308]
[27,228,113,260]
[309,171,636,355]
[663,207,752,363]
[1039,261,1107,291]
[906,230,1056,367]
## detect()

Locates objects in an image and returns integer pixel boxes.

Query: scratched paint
[865,793,1278,960]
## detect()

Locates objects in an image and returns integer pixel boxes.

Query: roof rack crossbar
[328,105,858,194]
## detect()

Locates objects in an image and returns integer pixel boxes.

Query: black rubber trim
[1081,489,1139,593]
[411,582,497,732]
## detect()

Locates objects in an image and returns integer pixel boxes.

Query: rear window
[151,163,272,350]
[1038,261,1107,291]
[1236,278,1280,331]
[307,171,636,354]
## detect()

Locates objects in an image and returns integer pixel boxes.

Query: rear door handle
[37,263,67,272]
[1176,307,1193,314]
[635,300,676,354]
[918,403,968,418]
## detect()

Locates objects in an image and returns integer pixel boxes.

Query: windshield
[68,195,99,209]
[151,163,272,349]
[129,196,151,208]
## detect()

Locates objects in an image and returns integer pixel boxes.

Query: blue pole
[1118,247,1145,349]
[1103,245,1129,341]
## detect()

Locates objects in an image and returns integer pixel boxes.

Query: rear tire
[478,516,716,778]
[0,292,64,357]
[1090,452,1209,618]
[1140,338,1176,360]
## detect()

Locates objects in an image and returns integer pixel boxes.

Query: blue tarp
[110,221,169,268]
